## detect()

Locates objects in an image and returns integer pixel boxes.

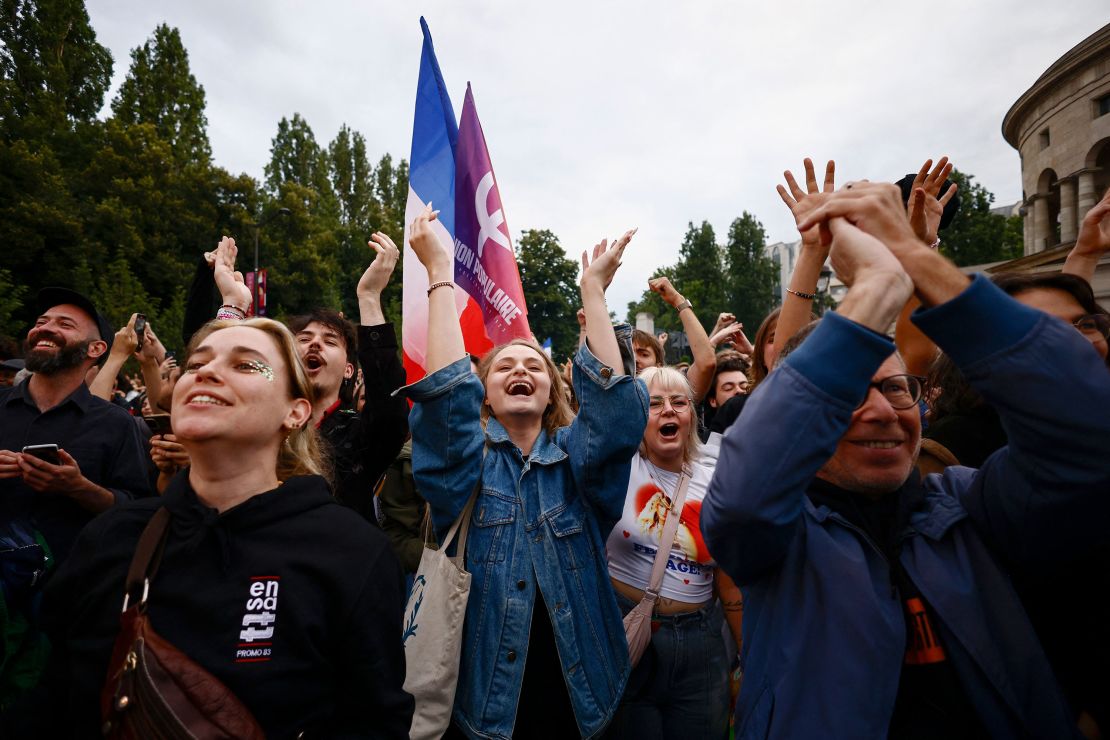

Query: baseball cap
[35,287,115,352]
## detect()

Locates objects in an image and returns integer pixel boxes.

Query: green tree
[516,229,580,359]
[626,222,730,334]
[111,24,211,164]
[327,124,377,319]
[0,268,28,338]
[0,0,112,140]
[939,169,1024,267]
[626,265,681,332]
[723,212,778,330]
[672,221,726,332]
[264,114,335,213]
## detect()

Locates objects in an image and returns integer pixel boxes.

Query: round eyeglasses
[648,394,692,415]
[1074,314,1110,341]
[856,374,927,410]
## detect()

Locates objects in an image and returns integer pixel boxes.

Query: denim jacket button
[507,650,517,662]
[516,580,526,590]
[600,366,613,379]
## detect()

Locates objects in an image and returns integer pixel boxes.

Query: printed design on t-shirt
[904,596,946,665]
[236,575,279,663]
[631,482,710,563]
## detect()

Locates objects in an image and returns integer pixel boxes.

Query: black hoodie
[36,473,413,738]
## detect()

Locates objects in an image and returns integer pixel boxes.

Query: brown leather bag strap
[121,507,171,612]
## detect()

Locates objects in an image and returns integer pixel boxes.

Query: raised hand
[828,218,908,290]
[1065,187,1110,283]
[110,314,140,358]
[648,275,684,308]
[778,158,836,248]
[358,232,401,297]
[581,228,636,292]
[408,203,450,279]
[906,157,958,245]
[797,182,921,260]
[211,236,252,312]
[711,312,736,338]
[710,323,751,353]
[136,322,164,365]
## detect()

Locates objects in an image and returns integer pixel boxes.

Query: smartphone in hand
[134,313,147,352]
[143,414,172,436]
[22,444,61,466]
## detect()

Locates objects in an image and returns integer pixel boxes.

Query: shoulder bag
[100,507,265,740]
[402,484,480,740]
[623,469,691,668]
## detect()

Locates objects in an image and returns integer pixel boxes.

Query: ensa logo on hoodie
[236,576,279,663]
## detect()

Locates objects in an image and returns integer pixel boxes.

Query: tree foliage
[723,212,778,330]
[627,216,777,336]
[111,23,210,164]
[939,169,1024,267]
[516,229,580,360]
[0,0,112,138]
[0,6,414,348]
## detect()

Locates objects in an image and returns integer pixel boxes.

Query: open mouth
[304,354,325,371]
[507,380,534,396]
[29,333,62,351]
[659,423,680,439]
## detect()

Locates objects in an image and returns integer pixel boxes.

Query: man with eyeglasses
[703,182,1110,740]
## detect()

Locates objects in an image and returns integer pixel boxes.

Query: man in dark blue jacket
[703,183,1110,739]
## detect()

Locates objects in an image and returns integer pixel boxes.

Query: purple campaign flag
[452,83,530,343]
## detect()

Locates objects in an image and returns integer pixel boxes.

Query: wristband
[786,288,816,300]
[217,304,247,320]
[674,299,693,314]
[427,281,454,296]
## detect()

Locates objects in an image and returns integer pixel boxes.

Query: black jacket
[38,473,413,739]
[321,323,409,522]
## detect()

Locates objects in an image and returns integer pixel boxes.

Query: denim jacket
[405,331,648,740]
[703,277,1110,739]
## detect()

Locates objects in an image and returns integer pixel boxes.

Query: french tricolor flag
[402,18,531,384]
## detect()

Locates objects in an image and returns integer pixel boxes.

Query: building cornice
[1003,23,1110,148]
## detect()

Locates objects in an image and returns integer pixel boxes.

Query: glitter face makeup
[242,359,275,382]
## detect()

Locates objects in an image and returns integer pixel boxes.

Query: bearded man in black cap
[0,288,152,566]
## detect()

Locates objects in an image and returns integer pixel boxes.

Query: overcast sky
[86,1,1108,314]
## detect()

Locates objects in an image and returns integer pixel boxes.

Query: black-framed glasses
[856,374,927,410]
[1074,314,1110,340]
[648,394,692,415]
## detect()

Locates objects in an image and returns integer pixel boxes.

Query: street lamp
[250,207,291,315]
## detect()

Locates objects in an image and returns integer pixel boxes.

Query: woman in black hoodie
[34,318,413,738]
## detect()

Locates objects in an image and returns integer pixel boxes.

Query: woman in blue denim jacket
[403,206,649,739]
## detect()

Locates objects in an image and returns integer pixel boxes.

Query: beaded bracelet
[217,304,247,320]
[786,288,816,300]
[427,281,453,296]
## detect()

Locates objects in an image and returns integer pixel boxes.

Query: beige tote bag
[402,489,479,740]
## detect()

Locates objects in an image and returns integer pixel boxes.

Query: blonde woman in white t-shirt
[604,365,743,739]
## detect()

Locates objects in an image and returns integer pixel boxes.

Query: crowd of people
[1,156,1109,739]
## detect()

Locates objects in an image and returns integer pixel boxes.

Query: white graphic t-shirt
[605,450,717,603]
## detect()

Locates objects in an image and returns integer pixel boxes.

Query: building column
[1022,202,1033,256]
[1077,169,1098,219]
[1032,195,1051,253]
[1059,177,1078,244]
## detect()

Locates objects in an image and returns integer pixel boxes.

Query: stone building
[1001,22,1110,305]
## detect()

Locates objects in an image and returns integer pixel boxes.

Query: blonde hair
[185,319,330,483]
[477,339,576,435]
[638,365,702,466]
